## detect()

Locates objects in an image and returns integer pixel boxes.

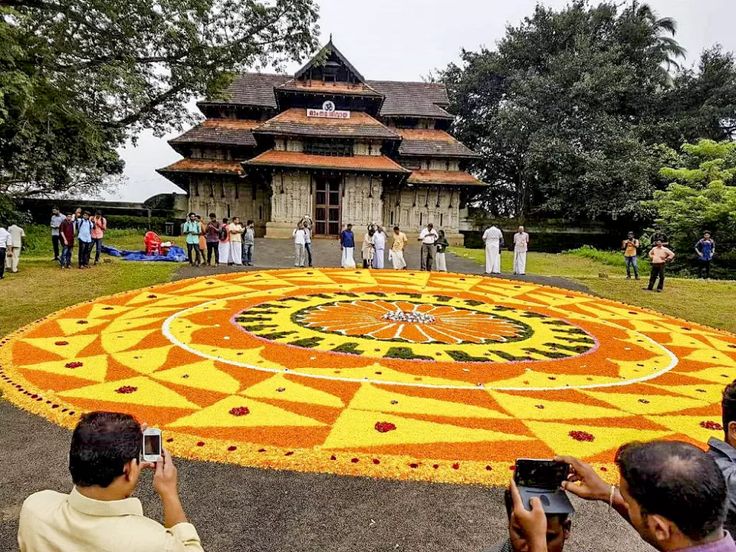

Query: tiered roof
[407,170,484,187]
[169,119,260,148]
[158,159,242,176]
[276,79,383,98]
[245,150,408,174]
[397,129,479,158]
[254,108,399,140]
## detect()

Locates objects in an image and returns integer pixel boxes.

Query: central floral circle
[382,310,436,324]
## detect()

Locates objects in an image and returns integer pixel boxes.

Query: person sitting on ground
[18,411,203,551]
[510,441,734,552]
[489,488,571,552]
[709,379,736,536]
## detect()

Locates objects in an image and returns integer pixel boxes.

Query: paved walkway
[0,240,651,552]
[175,238,589,293]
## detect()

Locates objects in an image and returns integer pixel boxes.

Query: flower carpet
[2,268,736,485]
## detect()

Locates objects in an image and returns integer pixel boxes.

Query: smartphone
[514,458,569,489]
[142,427,163,463]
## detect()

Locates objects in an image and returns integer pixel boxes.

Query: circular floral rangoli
[2,268,735,484]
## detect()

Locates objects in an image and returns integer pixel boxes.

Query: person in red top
[59,213,76,269]
[91,210,107,265]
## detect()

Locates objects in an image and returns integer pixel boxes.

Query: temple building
[158,40,485,243]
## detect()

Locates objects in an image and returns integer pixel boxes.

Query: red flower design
[700,420,723,431]
[76,320,89,325]
[115,386,137,394]
[375,421,397,433]
[55,341,68,346]
[229,406,250,417]
[65,362,83,369]
[452,462,460,470]
[569,430,595,442]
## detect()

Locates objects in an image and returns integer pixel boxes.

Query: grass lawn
[1,230,181,337]
[453,247,736,333]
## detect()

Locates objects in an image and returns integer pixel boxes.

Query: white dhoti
[390,250,406,270]
[513,250,527,275]
[485,241,501,273]
[341,247,356,268]
[435,252,447,272]
[230,242,243,265]
[5,246,20,272]
[373,248,385,269]
[218,242,231,265]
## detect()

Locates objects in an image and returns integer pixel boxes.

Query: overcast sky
[111,0,736,202]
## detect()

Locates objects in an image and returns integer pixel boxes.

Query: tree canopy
[440,0,736,221]
[648,139,736,257]
[0,0,319,198]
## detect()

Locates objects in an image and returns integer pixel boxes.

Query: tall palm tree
[628,0,687,73]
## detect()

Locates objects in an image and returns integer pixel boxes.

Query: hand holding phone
[142,427,163,463]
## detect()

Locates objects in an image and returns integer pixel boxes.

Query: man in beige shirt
[647,239,675,292]
[18,411,203,552]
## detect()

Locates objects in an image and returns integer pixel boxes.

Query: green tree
[649,139,736,258]
[440,1,735,221]
[0,0,319,198]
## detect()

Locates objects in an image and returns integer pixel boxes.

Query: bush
[565,245,650,274]
[105,215,170,232]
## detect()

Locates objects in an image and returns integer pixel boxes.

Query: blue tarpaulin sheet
[101,244,187,262]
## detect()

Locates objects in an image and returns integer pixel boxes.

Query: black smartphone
[514,459,569,489]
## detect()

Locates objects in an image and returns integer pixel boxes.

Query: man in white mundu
[482,225,503,274]
[513,225,530,275]
[227,217,244,266]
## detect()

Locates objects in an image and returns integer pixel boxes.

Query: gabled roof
[368,81,452,119]
[169,119,260,148]
[254,108,400,140]
[294,39,365,82]
[406,170,485,187]
[157,159,243,176]
[397,129,479,158]
[245,150,409,174]
[276,79,383,98]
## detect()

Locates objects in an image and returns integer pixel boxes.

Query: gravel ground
[1,239,655,551]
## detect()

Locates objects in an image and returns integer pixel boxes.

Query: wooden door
[314,177,341,236]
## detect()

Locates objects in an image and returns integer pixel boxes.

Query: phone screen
[514,459,569,489]
[143,434,161,456]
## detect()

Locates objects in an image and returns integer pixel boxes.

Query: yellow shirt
[18,487,204,552]
[391,232,408,252]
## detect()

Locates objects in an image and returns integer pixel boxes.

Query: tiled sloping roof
[208,74,454,120]
[254,108,399,140]
[368,81,453,119]
[245,150,409,173]
[295,40,366,82]
[277,79,383,97]
[397,129,479,158]
[212,73,290,108]
[157,159,243,175]
[169,119,260,147]
[406,170,486,186]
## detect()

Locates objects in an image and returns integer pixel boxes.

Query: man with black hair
[488,488,571,552]
[517,441,735,552]
[18,411,203,551]
[708,380,736,536]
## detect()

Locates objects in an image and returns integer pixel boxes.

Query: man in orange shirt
[646,239,675,292]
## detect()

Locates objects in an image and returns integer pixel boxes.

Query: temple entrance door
[314,176,341,236]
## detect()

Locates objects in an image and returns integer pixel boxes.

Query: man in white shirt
[50,208,65,261]
[418,223,439,271]
[373,226,386,269]
[293,222,307,267]
[513,225,530,275]
[227,217,244,266]
[18,411,203,552]
[6,223,25,273]
[482,225,503,274]
[0,225,12,279]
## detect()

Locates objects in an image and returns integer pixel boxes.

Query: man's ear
[122,459,137,481]
[648,514,672,543]
[727,421,736,443]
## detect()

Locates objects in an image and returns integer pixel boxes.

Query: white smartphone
[142,427,163,463]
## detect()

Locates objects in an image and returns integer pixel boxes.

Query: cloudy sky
[113,0,736,202]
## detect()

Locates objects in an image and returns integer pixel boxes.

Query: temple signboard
[307,100,350,119]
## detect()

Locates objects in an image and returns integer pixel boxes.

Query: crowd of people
[335,221,451,271]
[181,212,256,267]
[17,378,736,551]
